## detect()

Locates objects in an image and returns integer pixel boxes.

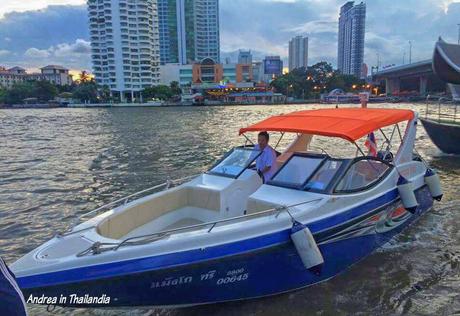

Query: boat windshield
[268,153,344,192]
[208,147,261,178]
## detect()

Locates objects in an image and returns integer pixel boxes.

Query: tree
[170,81,181,96]
[143,85,173,100]
[270,62,366,99]
[72,81,98,103]
[77,70,91,84]
[0,87,7,104]
[154,85,173,100]
[5,82,34,104]
[33,80,58,102]
[98,85,112,102]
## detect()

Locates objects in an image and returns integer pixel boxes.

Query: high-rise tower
[288,35,309,71]
[88,0,161,99]
[337,1,366,78]
[158,0,220,64]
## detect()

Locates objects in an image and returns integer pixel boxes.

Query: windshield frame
[332,156,394,194]
[206,146,261,179]
[267,152,331,190]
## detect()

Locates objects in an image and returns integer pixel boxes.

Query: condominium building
[158,0,220,64]
[0,65,73,89]
[288,36,308,71]
[238,50,252,65]
[337,1,366,78]
[87,0,161,100]
[40,65,73,86]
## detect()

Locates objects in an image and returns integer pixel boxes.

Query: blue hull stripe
[17,187,415,289]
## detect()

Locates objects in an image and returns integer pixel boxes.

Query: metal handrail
[424,97,459,123]
[76,198,323,257]
[59,174,199,237]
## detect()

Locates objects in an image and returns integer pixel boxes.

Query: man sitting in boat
[253,131,278,183]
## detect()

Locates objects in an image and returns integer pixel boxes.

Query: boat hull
[420,118,460,154]
[18,186,433,308]
[432,39,460,84]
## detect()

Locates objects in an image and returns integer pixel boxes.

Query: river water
[0,104,458,316]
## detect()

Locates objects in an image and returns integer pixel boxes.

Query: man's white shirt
[254,144,278,182]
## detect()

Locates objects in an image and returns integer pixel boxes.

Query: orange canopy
[239,108,414,142]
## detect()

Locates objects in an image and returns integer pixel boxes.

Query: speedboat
[12,108,442,308]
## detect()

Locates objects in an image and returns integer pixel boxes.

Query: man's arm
[261,148,277,174]
[261,165,271,173]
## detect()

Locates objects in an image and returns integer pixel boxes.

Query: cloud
[221,0,460,68]
[53,39,91,57]
[23,38,90,60]
[0,1,85,18]
[1,0,460,72]
[287,20,337,34]
[0,49,10,57]
[0,5,89,69]
[24,47,51,59]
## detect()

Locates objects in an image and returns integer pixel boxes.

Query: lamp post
[376,52,380,71]
[408,41,412,64]
[458,23,460,45]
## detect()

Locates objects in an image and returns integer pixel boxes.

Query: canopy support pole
[379,128,391,144]
[396,123,403,142]
[353,142,366,157]
[242,133,254,146]
[274,132,285,150]
[379,125,397,154]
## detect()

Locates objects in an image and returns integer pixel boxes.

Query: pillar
[120,91,125,103]
[419,76,428,96]
[131,90,134,103]
[385,78,400,95]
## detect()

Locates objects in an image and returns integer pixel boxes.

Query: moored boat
[420,38,460,154]
[420,110,460,154]
[11,108,442,308]
[432,37,460,85]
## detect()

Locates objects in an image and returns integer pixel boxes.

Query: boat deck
[122,206,212,239]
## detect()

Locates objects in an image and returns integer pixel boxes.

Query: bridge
[372,60,435,95]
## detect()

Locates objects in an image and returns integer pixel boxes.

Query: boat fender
[424,168,443,201]
[290,221,324,275]
[397,176,418,214]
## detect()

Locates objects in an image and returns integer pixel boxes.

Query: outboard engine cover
[424,168,443,201]
[291,221,324,274]
[397,176,418,214]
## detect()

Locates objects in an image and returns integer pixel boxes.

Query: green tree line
[270,62,367,99]
[0,77,182,105]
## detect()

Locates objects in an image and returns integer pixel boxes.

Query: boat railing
[424,96,459,124]
[75,198,323,257]
[58,174,200,237]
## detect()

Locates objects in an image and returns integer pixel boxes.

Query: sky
[0,0,460,73]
